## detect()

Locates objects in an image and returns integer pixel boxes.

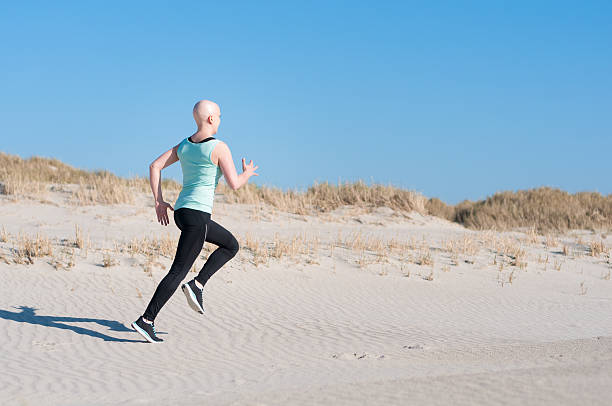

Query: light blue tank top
[173,136,223,214]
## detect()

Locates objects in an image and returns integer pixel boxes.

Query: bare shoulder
[216,140,231,155]
[211,140,230,165]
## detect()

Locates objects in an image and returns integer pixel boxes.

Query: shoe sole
[182,283,205,314]
[131,321,160,343]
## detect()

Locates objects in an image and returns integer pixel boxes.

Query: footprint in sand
[331,352,386,360]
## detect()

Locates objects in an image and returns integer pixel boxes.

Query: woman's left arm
[149,144,179,225]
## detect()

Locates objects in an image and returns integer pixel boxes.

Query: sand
[1,189,611,405]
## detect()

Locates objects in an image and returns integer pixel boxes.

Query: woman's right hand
[242,158,259,178]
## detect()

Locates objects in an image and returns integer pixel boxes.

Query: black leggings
[142,207,239,321]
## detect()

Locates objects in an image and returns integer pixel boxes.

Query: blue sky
[1,1,610,204]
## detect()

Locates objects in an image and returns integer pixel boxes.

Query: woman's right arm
[216,142,258,190]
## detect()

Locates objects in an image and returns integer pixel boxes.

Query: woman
[132,100,259,343]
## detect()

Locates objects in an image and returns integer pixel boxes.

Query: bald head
[193,100,221,130]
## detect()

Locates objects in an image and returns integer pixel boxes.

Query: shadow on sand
[0,306,145,343]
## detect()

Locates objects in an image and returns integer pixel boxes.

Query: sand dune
[1,189,611,405]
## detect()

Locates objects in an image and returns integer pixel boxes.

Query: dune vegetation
[1,151,611,233]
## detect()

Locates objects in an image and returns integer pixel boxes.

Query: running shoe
[181,279,205,314]
[131,316,163,343]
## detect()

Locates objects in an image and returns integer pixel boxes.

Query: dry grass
[2,225,610,291]
[0,226,179,270]
[437,187,612,233]
[239,231,323,267]
[478,232,529,270]
[417,249,433,266]
[50,247,77,271]
[2,154,612,279]
[71,171,140,205]
[425,197,454,221]
[0,151,181,204]
[126,233,178,259]
[74,224,84,249]
[234,229,446,271]
[11,232,53,264]
[219,179,427,215]
[589,240,606,257]
[525,227,539,245]
[545,234,559,249]
[0,226,209,272]
[509,246,527,270]
[141,252,164,277]
[0,226,8,243]
[442,234,480,265]
[102,251,119,267]
[3,152,611,233]
[241,232,269,267]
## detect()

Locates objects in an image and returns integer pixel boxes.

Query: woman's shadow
[0,306,147,343]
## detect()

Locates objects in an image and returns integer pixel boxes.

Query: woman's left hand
[155,200,174,226]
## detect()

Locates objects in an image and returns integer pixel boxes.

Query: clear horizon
[1,2,611,205]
